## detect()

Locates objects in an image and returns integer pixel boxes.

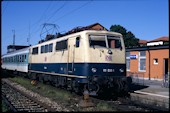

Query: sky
[1,0,169,55]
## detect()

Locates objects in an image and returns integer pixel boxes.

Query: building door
[164,59,168,75]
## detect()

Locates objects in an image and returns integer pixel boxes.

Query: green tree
[110,25,139,48]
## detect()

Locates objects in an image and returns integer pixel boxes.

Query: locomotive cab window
[56,40,68,51]
[89,35,106,48]
[107,36,122,49]
[89,35,122,49]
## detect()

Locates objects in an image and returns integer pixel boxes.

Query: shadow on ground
[129,83,149,92]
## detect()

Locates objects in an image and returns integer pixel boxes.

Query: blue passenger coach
[2,47,29,73]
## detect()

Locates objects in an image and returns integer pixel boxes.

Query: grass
[9,77,72,102]
[2,100,10,112]
[8,76,117,111]
[96,101,115,111]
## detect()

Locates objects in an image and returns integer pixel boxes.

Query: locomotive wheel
[72,81,79,93]
[38,75,44,83]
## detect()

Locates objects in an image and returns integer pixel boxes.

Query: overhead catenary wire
[51,0,93,23]
[46,1,67,22]
[19,1,66,43]
[2,2,9,16]
[15,1,53,41]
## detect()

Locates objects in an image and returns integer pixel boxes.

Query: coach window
[12,57,14,63]
[14,56,15,62]
[56,40,68,51]
[18,56,19,62]
[22,55,24,62]
[19,55,21,62]
[24,55,27,62]
[45,45,49,53]
[49,43,53,52]
[18,55,20,62]
[32,47,39,54]
[15,56,17,63]
[19,55,22,62]
[16,56,18,62]
[41,46,45,53]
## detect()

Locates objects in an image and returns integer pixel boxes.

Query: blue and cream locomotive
[2,30,128,95]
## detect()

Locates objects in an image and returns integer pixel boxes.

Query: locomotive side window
[45,45,49,53]
[32,47,39,54]
[41,46,45,53]
[56,40,68,51]
[76,37,80,48]
[49,43,53,52]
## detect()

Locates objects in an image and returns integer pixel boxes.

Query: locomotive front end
[85,31,128,96]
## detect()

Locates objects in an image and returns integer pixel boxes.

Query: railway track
[1,77,168,112]
[89,96,159,111]
[2,82,55,112]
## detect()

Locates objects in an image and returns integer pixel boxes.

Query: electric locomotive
[28,30,128,95]
[2,30,128,96]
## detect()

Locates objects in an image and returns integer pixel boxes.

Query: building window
[126,52,130,71]
[153,58,158,65]
[139,51,146,71]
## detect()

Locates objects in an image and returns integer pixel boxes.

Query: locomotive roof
[31,30,122,48]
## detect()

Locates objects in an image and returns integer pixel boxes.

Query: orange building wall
[91,24,105,30]
[148,49,169,79]
[129,51,139,73]
[127,51,146,78]
[127,48,169,80]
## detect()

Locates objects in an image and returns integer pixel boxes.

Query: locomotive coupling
[83,90,90,101]
[78,89,94,107]
[31,80,37,86]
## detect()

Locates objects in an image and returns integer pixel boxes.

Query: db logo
[44,57,47,62]
[105,55,112,61]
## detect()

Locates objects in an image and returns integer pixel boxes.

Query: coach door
[67,37,80,74]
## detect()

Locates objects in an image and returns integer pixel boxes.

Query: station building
[126,36,169,81]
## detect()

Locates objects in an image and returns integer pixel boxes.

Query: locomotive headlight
[119,68,124,73]
[91,68,97,73]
